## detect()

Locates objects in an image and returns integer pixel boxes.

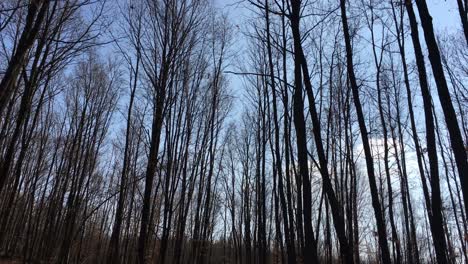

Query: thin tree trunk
[339,1,391,263]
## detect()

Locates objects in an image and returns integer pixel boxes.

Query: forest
[0,0,467,263]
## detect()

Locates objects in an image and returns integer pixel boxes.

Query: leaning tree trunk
[415,0,468,219]
[339,1,391,263]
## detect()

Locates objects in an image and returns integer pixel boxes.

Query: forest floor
[0,256,23,264]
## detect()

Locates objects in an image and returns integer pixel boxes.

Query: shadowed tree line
[0,0,467,263]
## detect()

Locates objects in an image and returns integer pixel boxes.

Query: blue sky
[211,0,464,112]
[215,0,462,35]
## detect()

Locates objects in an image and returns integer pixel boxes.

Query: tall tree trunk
[107,52,140,264]
[265,2,296,262]
[339,1,391,263]
[288,1,319,263]
[389,2,422,262]
[0,0,48,120]
[414,0,468,218]
[137,94,165,264]
[455,0,468,43]
[405,2,450,263]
